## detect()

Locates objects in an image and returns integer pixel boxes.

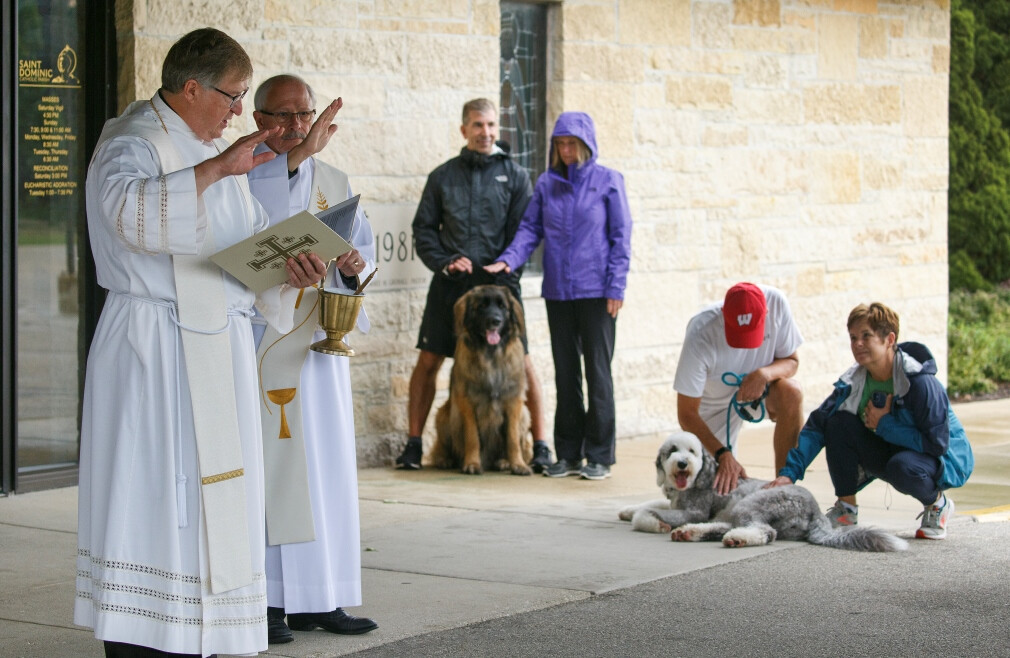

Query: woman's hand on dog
[714,451,747,495]
[484,261,510,274]
[764,475,794,489]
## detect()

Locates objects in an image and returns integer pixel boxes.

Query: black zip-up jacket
[412,143,532,292]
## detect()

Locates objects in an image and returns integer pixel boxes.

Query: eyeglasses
[258,109,317,123]
[210,86,248,109]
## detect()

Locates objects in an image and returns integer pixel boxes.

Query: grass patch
[948,288,1010,399]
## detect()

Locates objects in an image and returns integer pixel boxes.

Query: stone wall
[114,0,951,465]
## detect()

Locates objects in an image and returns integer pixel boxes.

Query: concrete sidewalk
[1,399,1007,658]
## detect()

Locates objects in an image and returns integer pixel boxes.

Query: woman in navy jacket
[769,302,973,539]
[486,112,632,480]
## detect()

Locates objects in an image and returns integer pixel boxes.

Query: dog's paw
[631,511,674,534]
[722,527,767,548]
[618,506,636,522]
[509,462,532,476]
[461,462,482,475]
[648,511,673,533]
[630,510,667,533]
[671,524,703,542]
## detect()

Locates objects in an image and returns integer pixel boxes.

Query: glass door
[7,0,89,489]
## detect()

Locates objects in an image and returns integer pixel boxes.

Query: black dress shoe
[267,607,294,644]
[287,608,378,635]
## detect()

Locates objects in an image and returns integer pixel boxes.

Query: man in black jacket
[395,98,552,472]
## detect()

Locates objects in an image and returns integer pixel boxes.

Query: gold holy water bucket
[310,289,364,356]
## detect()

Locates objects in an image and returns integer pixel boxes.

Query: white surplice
[247,150,374,613]
[75,94,273,657]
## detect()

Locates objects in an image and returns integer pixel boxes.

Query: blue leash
[721,371,770,452]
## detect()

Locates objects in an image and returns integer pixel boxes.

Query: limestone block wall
[114,0,951,466]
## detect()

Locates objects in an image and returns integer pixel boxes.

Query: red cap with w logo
[723,282,767,348]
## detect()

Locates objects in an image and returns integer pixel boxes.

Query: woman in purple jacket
[485,112,632,480]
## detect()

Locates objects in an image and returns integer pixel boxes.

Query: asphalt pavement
[1,398,1008,658]
[348,520,1010,658]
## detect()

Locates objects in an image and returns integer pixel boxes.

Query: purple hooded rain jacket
[497,111,632,301]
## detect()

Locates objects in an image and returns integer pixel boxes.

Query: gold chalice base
[309,336,355,356]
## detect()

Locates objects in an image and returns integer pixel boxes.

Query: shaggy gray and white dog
[618,431,908,552]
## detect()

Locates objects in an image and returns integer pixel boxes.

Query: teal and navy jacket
[779,341,973,491]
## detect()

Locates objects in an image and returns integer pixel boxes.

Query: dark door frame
[1,0,116,494]
[2,0,16,495]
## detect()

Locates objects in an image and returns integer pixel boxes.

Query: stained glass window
[500,2,548,271]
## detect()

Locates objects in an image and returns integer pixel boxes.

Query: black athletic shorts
[416,272,529,358]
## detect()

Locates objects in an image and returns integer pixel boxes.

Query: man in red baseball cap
[674,283,805,494]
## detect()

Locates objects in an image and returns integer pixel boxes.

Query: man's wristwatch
[714,446,730,461]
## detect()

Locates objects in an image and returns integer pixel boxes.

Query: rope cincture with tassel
[258,256,338,410]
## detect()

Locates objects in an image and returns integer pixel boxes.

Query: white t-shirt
[673,285,803,447]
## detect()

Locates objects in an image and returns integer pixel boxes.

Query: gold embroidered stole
[257,159,350,545]
[258,288,320,545]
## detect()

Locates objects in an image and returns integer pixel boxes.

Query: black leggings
[546,298,616,466]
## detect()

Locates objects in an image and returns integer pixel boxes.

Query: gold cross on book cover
[210,195,359,293]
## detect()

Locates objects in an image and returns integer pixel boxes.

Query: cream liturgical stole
[258,161,350,546]
[93,99,254,594]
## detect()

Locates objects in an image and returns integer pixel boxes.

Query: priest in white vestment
[75,30,326,658]
[247,74,378,645]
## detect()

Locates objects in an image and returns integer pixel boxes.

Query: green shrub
[949,250,993,292]
[948,288,1010,397]
[949,1,1010,287]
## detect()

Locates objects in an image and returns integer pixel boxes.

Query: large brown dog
[431,285,533,475]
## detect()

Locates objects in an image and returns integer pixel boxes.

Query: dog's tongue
[486,329,501,345]
[675,473,689,489]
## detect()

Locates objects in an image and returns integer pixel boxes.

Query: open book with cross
[210,195,358,293]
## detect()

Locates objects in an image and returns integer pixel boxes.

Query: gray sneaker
[825,501,858,528]
[916,494,953,540]
[580,462,611,480]
[544,458,582,478]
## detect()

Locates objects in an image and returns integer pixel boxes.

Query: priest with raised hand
[76,29,326,658]
[247,73,378,645]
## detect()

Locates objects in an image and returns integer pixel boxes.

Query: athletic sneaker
[395,439,423,470]
[825,500,858,528]
[530,442,554,474]
[916,494,954,540]
[580,462,611,481]
[544,458,582,478]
